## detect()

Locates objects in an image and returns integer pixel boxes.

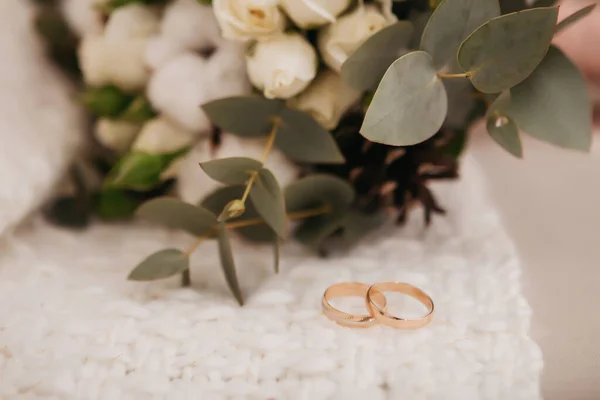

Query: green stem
[437,72,470,79]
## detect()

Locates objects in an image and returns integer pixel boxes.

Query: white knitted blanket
[0,157,542,400]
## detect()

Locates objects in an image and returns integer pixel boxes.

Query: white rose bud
[104,4,160,40]
[95,119,141,153]
[280,0,351,28]
[246,33,318,99]
[79,35,110,87]
[288,70,361,130]
[213,0,286,41]
[318,5,391,72]
[133,117,195,155]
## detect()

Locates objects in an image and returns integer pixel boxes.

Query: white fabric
[0,0,84,237]
[0,157,543,400]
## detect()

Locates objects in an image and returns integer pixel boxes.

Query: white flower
[246,33,318,99]
[288,70,361,130]
[61,0,106,37]
[78,36,110,87]
[104,4,160,40]
[177,134,299,204]
[95,119,141,153]
[132,117,195,154]
[145,36,187,71]
[280,0,351,28]
[318,5,392,72]
[105,39,151,91]
[213,0,286,41]
[161,0,222,50]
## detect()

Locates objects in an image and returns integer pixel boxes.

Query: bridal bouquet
[33,0,594,304]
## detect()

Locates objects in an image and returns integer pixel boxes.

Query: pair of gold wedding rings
[322,281,435,329]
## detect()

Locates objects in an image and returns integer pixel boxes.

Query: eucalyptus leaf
[285,175,355,247]
[201,186,273,243]
[200,157,262,185]
[532,0,556,7]
[499,0,527,13]
[136,197,217,236]
[202,96,284,138]
[276,109,345,163]
[486,93,523,158]
[420,0,500,69]
[249,168,286,238]
[217,222,244,305]
[341,21,414,91]
[128,249,189,281]
[555,4,596,34]
[506,46,592,151]
[458,7,559,93]
[361,51,448,146]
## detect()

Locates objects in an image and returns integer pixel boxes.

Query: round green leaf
[555,4,596,34]
[200,186,273,243]
[276,109,345,164]
[217,222,244,306]
[506,46,592,151]
[200,157,262,185]
[341,21,414,91]
[360,51,448,146]
[136,197,217,236]
[421,0,500,70]
[249,168,286,238]
[285,174,355,247]
[486,93,522,158]
[202,97,285,138]
[458,7,559,93]
[128,249,189,281]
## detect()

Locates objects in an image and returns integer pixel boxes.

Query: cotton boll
[147,53,213,133]
[105,38,151,91]
[132,117,195,154]
[177,134,300,204]
[95,119,141,153]
[61,0,106,37]
[203,41,251,99]
[161,0,222,50]
[145,36,187,71]
[78,35,110,86]
[104,4,161,40]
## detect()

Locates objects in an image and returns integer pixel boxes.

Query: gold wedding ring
[366,282,434,329]
[322,282,387,328]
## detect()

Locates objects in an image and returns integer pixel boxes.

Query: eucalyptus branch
[437,72,471,79]
[240,118,281,203]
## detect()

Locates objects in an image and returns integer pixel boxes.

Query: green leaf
[285,175,355,247]
[276,109,345,163]
[136,197,217,236]
[217,222,244,305]
[555,4,596,34]
[201,186,273,243]
[96,189,139,221]
[486,92,523,158]
[200,157,262,185]
[273,237,280,274]
[420,0,500,70]
[83,85,134,118]
[341,21,414,91]
[202,97,284,138]
[506,46,592,151]
[105,149,187,190]
[457,7,559,93]
[128,249,189,281]
[499,0,527,13]
[532,0,556,7]
[120,95,157,124]
[361,51,448,146]
[249,168,286,238]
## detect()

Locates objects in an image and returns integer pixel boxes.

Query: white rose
[318,5,392,72]
[61,0,106,37]
[246,33,318,99]
[79,35,110,87]
[104,4,160,40]
[132,117,196,155]
[280,0,351,28]
[213,0,286,41]
[288,70,361,130]
[95,119,141,153]
[162,0,222,49]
